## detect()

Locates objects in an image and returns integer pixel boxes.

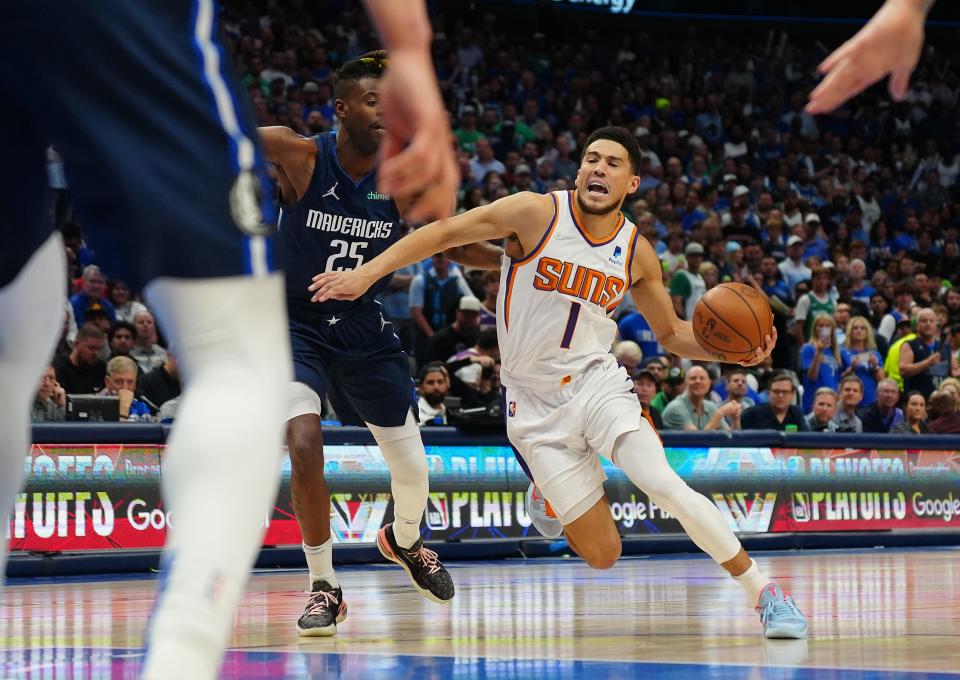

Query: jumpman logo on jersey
[323,182,339,200]
[327,315,340,326]
[379,312,393,332]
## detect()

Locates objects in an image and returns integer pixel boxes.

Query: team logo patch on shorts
[508,401,517,417]
[230,169,274,236]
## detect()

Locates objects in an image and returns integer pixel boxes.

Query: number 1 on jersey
[560,301,581,349]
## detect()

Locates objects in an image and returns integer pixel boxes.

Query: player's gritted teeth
[586,180,608,198]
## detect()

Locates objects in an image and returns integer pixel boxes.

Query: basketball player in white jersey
[309,126,808,638]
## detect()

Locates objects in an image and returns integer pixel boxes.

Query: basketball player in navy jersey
[0,2,459,678]
[261,52,502,636]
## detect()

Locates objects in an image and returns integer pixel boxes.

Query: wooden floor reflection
[2,548,960,678]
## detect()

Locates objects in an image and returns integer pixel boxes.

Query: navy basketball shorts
[287,303,417,428]
[0,0,275,290]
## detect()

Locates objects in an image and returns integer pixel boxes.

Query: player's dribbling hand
[806,0,927,114]
[309,268,374,303]
[738,327,777,367]
[377,49,460,223]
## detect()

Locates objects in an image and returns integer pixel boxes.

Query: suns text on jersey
[532,256,625,307]
[305,209,393,239]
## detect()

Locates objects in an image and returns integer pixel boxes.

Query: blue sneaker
[756,583,808,639]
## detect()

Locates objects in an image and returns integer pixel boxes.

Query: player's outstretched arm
[445,241,504,270]
[258,126,315,167]
[806,0,933,114]
[309,192,549,302]
[628,239,775,367]
[361,0,459,222]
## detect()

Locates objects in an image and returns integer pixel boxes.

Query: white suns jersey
[497,190,640,390]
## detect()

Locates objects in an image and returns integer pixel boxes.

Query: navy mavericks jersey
[276,132,401,318]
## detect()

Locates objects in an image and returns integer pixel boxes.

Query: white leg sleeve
[0,233,65,581]
[141,273,291,680]
[612,425,742,565]
[365,410,428,549]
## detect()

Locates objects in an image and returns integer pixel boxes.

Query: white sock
[141,274,291,680]
[734,559,772,607]
[0,234,65,582]
[366,411,427,549]
[303,538,337,589]
[612,426,742,564]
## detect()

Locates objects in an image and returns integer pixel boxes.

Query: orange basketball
[692,282,773,362]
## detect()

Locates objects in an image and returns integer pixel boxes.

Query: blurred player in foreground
[0,1,457,678]
[308,126,808,639]
[807,0,935,113]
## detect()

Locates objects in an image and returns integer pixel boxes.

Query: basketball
[692,283,773,363]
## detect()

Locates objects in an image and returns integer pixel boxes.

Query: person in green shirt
[650,366,686,414]
[454,105,483,155]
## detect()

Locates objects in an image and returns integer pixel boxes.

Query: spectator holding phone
[800,314,842,413]
[841,316,885,407]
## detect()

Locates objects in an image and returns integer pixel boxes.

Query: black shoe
[377,523,455,604]
[296,580,347,637]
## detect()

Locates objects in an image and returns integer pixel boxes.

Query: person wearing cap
[714,173,738,213]
[725,241,749,282]
[651,366,686,414]
[635,133,662,173]
[792,266,837,346]
[454,104,483,155]
[631,368,664,430]
[423,295,483,365]
[512,163,534,193]
[778,235,812,293]
[669,242,706,321]
[801,213,830,261]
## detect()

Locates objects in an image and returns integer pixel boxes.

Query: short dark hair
[75,323,105,343]
[334,50,388,98]
[418,361,447,383]
[839,374,864,391]
[905,390,926,404]
[108,320,137,342]
[581,126,641,174]
[768,372,795,390]
[476,328,498,351]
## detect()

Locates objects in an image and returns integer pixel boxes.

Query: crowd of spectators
[36,3,960,433]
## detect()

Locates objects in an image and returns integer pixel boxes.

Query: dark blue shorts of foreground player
[0,0,274,289]
[290,303,417,428]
